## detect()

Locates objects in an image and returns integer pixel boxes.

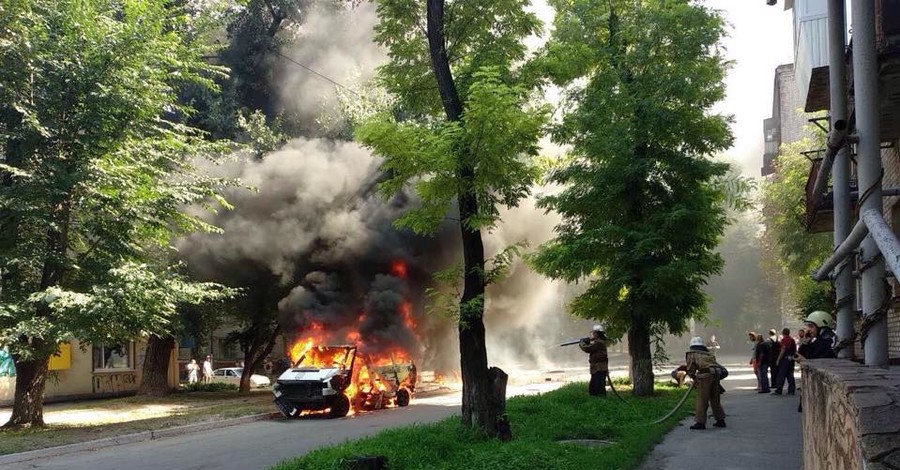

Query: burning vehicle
[351,360,416,411]
[273,344,356,418]
[272,339,418,418]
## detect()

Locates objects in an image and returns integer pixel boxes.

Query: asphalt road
[6,381,567,470]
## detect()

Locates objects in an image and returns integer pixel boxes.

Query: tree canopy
[759,139,833,314]
[530,0,735,395]
[0,0,232,426]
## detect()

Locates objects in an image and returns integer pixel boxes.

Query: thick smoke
[277,2,385,134]
[178,138,453,361]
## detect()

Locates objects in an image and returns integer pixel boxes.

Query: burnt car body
[273,345,356,418]
[351,361,415,411]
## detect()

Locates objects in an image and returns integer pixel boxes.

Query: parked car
[211,367,271,388]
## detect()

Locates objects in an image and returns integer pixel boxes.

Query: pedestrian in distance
[579,324,609,397]
[747,332,760,391]
[754,333,772,393]
[186,359,199,384]
[772,328,796,395]
[767,329,780,388]
[685,336,727,430]
[203,355,214,384]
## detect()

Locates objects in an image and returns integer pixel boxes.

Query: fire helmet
[803,310,835,329]
[592,324,605,333]
[689,336,705,348]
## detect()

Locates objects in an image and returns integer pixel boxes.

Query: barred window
[93,342,133,370]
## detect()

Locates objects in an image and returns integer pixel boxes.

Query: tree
[0,0,232,426]
[529,0,734,396]
[759,139,833,315]
[356,0,548,437]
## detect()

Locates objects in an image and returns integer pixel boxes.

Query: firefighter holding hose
[579,325,609,396]
[686,336,727,430]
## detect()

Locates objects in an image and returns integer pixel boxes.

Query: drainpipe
[851,0,888,368]
[828,0,854,358]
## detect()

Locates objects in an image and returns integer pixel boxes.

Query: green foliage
[238,110,286,158]
[273,382,684,470]
[371,0,543,116]
[0,0,233,360]
[358,67,549,233]
[529,0,735,342]
[759,139,833,316]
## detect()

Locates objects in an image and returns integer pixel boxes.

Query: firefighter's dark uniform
[686,346,726,428]
[579,336,608,396]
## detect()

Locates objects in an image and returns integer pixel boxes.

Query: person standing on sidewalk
[772,328,796,395]
[748,332,760,391]
[754,333,772,393]
[579,324,609,397]
[685,336,726,430]
[186,359,200,384]
[202,355,214,384]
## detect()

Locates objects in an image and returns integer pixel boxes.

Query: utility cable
[274,51,363,98]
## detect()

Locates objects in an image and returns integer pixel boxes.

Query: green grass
[273,382,689,470]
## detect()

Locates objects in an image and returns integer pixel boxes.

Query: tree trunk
[627,318,654,396]
[426,0,507,438]
[239,324,281,392]
[137,335,176,396]
[3,342,50,428]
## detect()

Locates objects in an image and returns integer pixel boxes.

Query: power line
[274,51,362,98]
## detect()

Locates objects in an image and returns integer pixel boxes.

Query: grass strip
[273,382,689,470]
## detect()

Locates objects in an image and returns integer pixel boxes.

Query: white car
[211,367,271,388]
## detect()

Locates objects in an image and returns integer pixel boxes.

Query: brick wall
[801,359,900,469]
[881,143,900,361]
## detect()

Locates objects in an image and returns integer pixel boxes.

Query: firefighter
[796,310,836,361]
[579,324,609,396]
[685,336,726,430]
[794,311,836,413]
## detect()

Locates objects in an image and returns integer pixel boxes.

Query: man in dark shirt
[773,328,797,395]
[754,334,771,393]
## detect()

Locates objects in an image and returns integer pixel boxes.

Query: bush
[180,382,238,393]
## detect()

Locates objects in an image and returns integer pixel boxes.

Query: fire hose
[605,374,627,403]
[651,381,695,425]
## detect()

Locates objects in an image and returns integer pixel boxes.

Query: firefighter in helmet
[579,324,609,396]
[796,310,836,361]
[685,336,726,430]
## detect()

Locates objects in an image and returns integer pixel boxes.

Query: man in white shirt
[202,355,213,384]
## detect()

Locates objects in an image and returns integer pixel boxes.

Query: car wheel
[329,394,351,418]
[396,388,410,407]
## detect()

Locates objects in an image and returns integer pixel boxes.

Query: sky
[704,1,795,177]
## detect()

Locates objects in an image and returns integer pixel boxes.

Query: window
[214,369,227,377]
[93,343,133,370]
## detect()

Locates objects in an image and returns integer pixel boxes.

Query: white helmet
[592,324,605,333]
[689,336,705,348]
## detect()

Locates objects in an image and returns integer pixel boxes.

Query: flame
[390,260,407,279]
[399,301,416,330]
[281,262,422,415]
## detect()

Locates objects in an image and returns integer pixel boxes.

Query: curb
[0,411,282,466]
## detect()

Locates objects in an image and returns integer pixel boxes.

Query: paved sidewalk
[640,360,802,470]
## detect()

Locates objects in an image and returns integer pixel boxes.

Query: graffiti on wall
[93,372,137,394]
[0,348,14,377]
